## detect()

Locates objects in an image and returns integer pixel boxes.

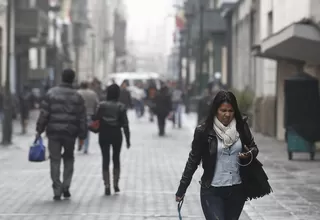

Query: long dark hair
[204,90,244,131]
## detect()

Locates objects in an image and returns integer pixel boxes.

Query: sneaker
[63,190,71,198]
[114,186,120,193]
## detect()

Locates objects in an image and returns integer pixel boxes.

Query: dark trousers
[157,114,166,135]
[200,184,246,220]
[48,137,75,196]
[99,132,123,172]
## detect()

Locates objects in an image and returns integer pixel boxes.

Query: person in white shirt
[132,83,146,118]
[171,83,183,128]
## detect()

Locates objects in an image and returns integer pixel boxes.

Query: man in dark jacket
[119,80,132,109]
[36,69,87,201]
[153,85,172,136]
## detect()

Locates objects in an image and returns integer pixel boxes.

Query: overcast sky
[125,0,175,54]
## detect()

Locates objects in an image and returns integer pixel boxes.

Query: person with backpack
[92,84,131,195]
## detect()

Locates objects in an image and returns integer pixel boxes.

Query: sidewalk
[0,110,320,219]
[0,111,204,220]
[0,110,38,161]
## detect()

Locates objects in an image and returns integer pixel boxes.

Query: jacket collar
[59,83,74,88]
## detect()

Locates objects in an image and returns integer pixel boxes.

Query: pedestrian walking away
[77,81,99,154]
[36,69,87,201]
[152,84,172,136]
[92,83,131,196]
[176,90,262,220]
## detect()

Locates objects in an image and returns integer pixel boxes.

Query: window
[267,11,273,35]
[29,48,38,70]
[40,47,46,69]
[250,11,256,46]
[29,0,36,8]
[209,0,218,9]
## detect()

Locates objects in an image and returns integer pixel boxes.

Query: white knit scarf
[213,117,239,148]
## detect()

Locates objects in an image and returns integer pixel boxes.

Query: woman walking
[93,84,131,195]
[175,91,259,220]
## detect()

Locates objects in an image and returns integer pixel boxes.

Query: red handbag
[88,120,100,133]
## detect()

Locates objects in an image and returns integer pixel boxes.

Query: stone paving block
[1,111,320,219]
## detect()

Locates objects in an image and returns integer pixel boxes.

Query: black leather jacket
[176,118,259,197]
[94,101,130,145]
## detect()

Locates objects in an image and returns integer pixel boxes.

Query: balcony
[217,0,238,9]
[254,20,320,64]
[16,8,48,38]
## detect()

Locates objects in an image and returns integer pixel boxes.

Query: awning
[254,22,320,64]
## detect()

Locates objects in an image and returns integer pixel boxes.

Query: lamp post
[2,0,13,145]
[178,29,186,90]
[198,1,205,95]
[184,2,194,113]
[91,33,96,77]
[49,5,61,86]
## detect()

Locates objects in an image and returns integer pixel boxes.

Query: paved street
[0,111,319,219]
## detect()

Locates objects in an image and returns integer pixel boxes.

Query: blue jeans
[83,116,92,153]
[200,184,246,220]
[134,99,145,118]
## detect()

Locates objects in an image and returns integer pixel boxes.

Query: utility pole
[102,36,109,79]
[91,33,95,77]
[74,24,80,77]
[49,4,61,85]
[198,1,205,95]
[178,31,183,89]
[185,23,191,113]
[102,0,109,80]
[184,2,194,113]
[2,0,13,145]
[53,16,58,85]
[75,45,79,75]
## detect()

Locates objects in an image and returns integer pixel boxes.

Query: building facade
[228,0,320,140]
[77,0,127,82]
[256,0,320,140]
[228,0,277,136]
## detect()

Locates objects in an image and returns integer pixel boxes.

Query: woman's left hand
[238,152,250,160]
